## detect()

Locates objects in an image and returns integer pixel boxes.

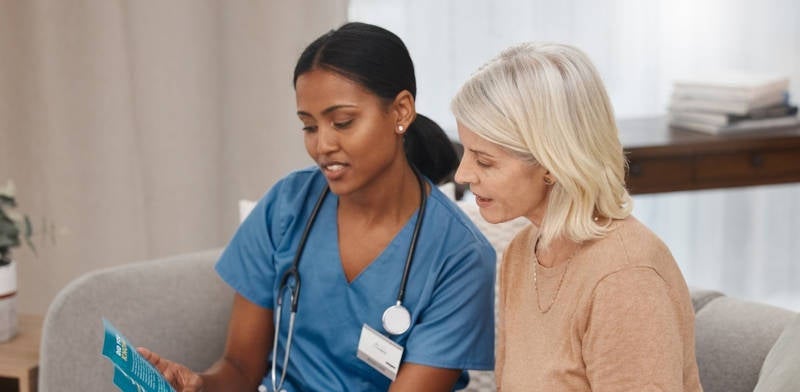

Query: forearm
[199,294,273,391]
[388,363,461,392]
[200,356,264,392]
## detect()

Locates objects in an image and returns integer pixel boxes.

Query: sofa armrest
[689,287,725,313]
[39,249,233,392]
[694,295,796,392]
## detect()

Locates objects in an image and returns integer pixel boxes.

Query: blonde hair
[451,42,632,250]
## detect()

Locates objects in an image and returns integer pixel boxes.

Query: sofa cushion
[39,249,231,392]
[694,296,796,392]
[753,314,800,391]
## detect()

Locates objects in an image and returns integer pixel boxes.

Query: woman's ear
[392,90,416,131]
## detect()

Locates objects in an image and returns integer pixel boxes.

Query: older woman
[451,42,703,391]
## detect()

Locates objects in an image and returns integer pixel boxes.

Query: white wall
[0,1,347,315]
[350,0,800,310]
[350,0,800,133]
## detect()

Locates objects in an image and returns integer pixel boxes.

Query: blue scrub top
[216,167,495,391]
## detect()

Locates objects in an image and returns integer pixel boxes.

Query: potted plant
[0,180,33,342]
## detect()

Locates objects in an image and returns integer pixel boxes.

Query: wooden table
[0,314,42,392]
[619,117,800,194]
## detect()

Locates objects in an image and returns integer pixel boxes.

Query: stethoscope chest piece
[382,302,411,335]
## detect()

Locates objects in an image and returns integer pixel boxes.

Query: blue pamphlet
[101,318,176,392]
[114,367,145,392]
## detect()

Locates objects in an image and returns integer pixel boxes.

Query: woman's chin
[479,206,529,225]
[478,208,506,224]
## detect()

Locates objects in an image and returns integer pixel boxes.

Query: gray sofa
[39,203,800,391]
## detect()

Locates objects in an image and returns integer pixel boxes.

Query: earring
[543,176,555,186]
[397,125,405,134]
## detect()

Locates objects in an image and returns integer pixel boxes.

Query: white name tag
[356,324,404,380]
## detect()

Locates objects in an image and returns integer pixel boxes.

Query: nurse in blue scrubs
[139,22,496,392]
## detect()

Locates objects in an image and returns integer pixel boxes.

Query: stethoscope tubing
[271,184,328,392]
[397,169,426,304]
[270,167,427,391]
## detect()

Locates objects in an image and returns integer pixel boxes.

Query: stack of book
[668,72,799,134]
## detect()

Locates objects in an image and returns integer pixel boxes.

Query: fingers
[180,373,206,392]
[137,347,184,390]
[136,346,152,359]
[137,347,170,374]
[136,347,207,392]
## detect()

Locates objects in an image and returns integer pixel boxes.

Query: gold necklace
[532,236,582,313]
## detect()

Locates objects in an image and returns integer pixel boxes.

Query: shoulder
[243,166,326,237]
[252,167,326,215]
[592,265,669,301]
[609,216,672,263]
[577,216,692,310]
[262,166,326,203]
[582,216,674,274]
[426,186,495,255]
[420,188,497,275]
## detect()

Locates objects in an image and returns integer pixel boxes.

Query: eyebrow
[469,148,495,158]
[297,104,358,117]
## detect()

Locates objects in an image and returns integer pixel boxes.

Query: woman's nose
[316,126,339,154]
[454,159,475,185]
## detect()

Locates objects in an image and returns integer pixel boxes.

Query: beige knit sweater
[496,217,703,391]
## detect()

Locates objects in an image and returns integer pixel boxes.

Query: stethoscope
[264,168,428,392]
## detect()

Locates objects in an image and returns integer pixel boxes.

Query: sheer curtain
[350,0,800,309]
[0,0,346,314]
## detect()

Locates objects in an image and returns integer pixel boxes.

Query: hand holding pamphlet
[101,319,176,392]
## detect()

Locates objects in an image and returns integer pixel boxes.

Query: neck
[338,161,423,226]
[535,235,581,268]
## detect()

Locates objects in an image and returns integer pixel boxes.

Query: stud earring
[397,125,404,134]
[543,176,555,186]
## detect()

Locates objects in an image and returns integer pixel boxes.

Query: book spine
[728,104,798,122]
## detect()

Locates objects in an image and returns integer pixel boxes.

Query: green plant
[0,180,33,266]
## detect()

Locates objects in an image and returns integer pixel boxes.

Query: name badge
[356,324,404,380]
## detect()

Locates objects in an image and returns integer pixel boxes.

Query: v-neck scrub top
[215,167,496,391]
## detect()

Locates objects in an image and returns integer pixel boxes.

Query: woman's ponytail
[404,114,458,184]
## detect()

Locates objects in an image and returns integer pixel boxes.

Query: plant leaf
[0,180,15,198]
[23,215,35,255]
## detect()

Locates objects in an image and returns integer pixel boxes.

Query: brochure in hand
[101,319,176,392]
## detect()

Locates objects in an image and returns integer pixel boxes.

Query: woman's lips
[321,162,348,181]
[474,193,493,208]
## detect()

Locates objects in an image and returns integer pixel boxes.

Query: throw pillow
[754,313,800,391]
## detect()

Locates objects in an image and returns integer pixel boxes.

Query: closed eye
[332,119,353,129]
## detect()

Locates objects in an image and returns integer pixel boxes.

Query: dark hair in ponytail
[293,22,457,184]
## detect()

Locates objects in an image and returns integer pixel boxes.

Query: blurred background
[1,0,798,316]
